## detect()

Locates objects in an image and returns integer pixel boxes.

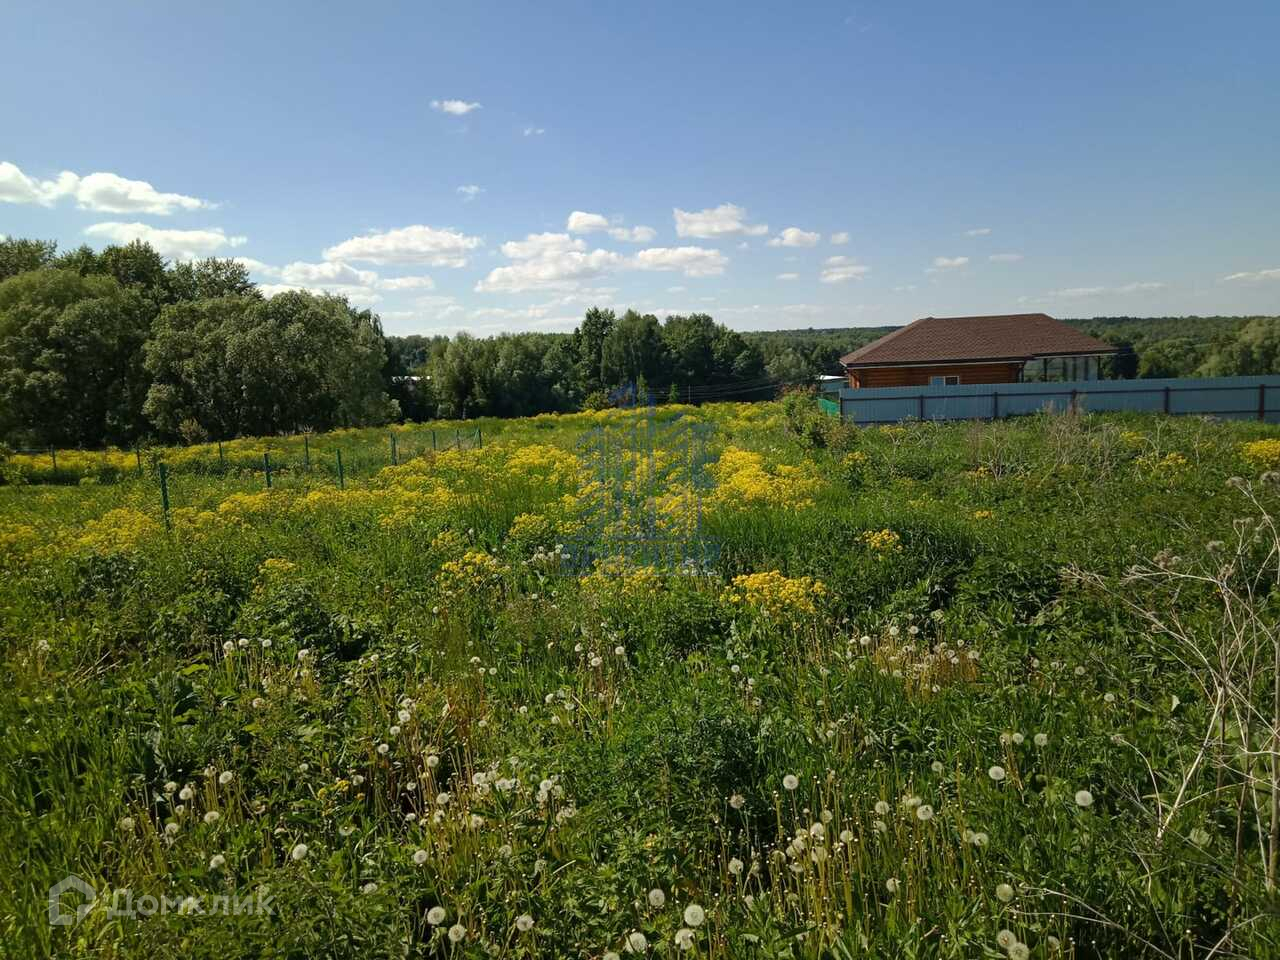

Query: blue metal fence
[833,375,1280,425]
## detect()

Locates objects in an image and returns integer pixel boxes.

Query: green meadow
[3,399,1279,958]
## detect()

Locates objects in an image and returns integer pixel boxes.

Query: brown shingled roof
[839,313,1119,367]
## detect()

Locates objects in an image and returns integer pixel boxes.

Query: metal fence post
[1163,386,1171,415]
[158,462,171,529]
[917,394,925,420]
[263,452,272,488]
[432,430,436,451]
[336,449,345,489]
[1260,384,1267,422]
[992,390,999,420]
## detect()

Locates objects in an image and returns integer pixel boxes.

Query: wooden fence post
[1163,386,1171,415]
[304,434,311,471]
[992,390,1000,420]
[917,394,925,420]
[135,445,143,478]
[49,446,57,472]
[390,432,398,466]
[217,440,225,471]
[158,462,171,529]
[263,452,272,488]
[336,450,345,489]
[1259,384,1267,422]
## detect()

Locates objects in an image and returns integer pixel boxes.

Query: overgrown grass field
[4,400,1280,958]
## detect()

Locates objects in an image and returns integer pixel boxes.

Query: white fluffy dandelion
[674,928,695,950]
[1075,789,1094,808]
[209,854,226,870]
[448,923,466,943]
[427,905,446,925]
[626,931,649,953]
[516,914,534,932]
[996,929,1017,948]
[988,765,1007,782]
[915,804,934,822]
[647,888,665,908]
[218,771,234,786]
[413,849,428,865]
[782,774,799,791]
[682,903,705,927]
[996,883,1015,902]
[290,842,309,861]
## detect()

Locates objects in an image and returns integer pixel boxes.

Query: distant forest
[1,235,1278,448]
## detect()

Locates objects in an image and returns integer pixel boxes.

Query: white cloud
[566,211,656,243]
[893,284,917,293]
[776,272,799,280]
[632,246,728,277]
[767,227,820,248]
[477,232,624,293]
[673,203,768,239]
[259,283,383,306]
[431,99,481,116]
[83,222,245,260]
[989,253,1023,263]
[820,255,870,284]
[1223,267,1280,283]
[829,231,850,245]
[609,225,657,243]
[1042,282,1165,298]
[964,227,992,237]
[378,275,436,291]
[931,256,970,270]
[279,260,378,287]
[322,225,482,267]
[0,160,211,214]
[667,285,686,293]
[456,184,484,201]
[232,257,279,277]
[566,211,610,234]
[522,126,545,137]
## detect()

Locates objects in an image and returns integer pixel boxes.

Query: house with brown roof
[839,313,1119,389]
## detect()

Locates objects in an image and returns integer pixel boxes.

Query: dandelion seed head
[683,903,705,927]
[427,906,446,925]
[996,883,1015,902]
[290,842,309,861]
[1075,789,1094,808]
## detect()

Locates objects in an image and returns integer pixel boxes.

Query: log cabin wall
[846,362,1023,389]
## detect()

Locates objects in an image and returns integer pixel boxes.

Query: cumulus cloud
[566,211,611,234]
[431,99,481,115]
[767,227,820,248]
[378,275,436,291]
[1,160,211,214]
[83,222,245,260]
[820,255,870,284]
[632,246,727,277]
[477,233,728,293]
[567,211,657,243]
[456,184,484,201]
[989,253,1023,263]
[279,260,378,287]
[964,227,992,237]
[930,256,970,270]
[776,272,799,280]
[522,126,545,136]
[322,225,482,267]
[259,282,383,306]
[673,202,768,239]
[829,231,850,245]
[1223,267,1280,282]
[477,232,624,293]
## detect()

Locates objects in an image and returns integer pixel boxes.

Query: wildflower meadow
[3,398,1280,958]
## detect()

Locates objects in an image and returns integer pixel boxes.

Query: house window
[929,375,960,386]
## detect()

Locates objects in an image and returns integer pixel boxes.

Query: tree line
[3,235,1277,449]
[0,237,769,448]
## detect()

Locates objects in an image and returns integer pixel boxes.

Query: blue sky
[2,1,1277,335]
